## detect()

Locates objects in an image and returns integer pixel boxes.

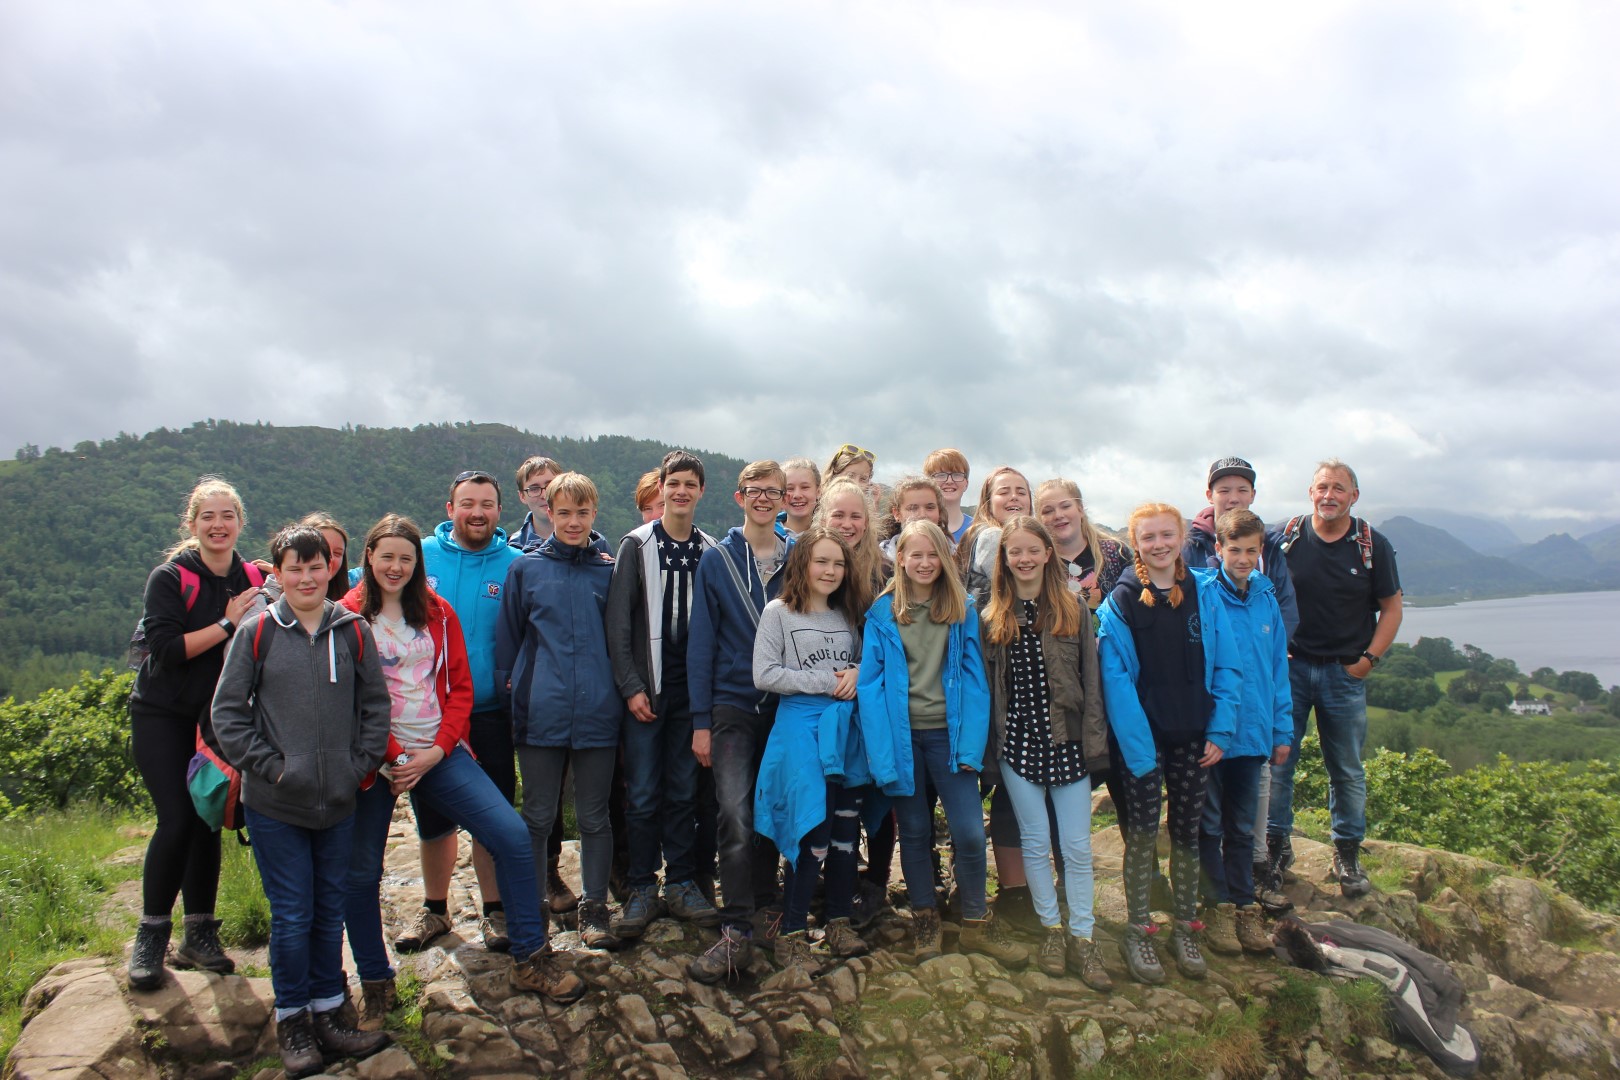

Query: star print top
[654,522,703,691]
[1001,599,1090,786]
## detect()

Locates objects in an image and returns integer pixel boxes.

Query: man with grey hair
[1265,459,1402,898]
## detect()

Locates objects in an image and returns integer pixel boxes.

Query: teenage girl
[634,470,663,525]
[823,443,876,495]
[778,457,822,538]
[981,517,1113,989]
[126,477,265,991]
[1097,503,1240,986]
[957,466,1032,607]
[857,520,1029,969]
[814,477,886,595]
[749,527,874,972]
[1035,479,1133,611]
[878,476,947,567]
[341,515,582,1011]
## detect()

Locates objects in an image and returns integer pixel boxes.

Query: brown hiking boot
[1203,902,1242,955]
[479,909,510,953]
[773,929,819,974]
[394,907,452,952]
[312,1005,390,1062]
[961,912,1030,970]
[1037,927,1067,977]
[512,943,586,1003]
[911,906,942,961]
[1235,904,1272,954]
[358,978,398,1032]
[548,869,580,914]
[174,915,235,974]
[1067,936,1114,992]
[276,1009,324,1080]
[689,925,755,984]
[823,917,868,958]
[578,900,622,950]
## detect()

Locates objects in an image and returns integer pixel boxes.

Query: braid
[1168,555,1187,608]
[1134,551,1156,607]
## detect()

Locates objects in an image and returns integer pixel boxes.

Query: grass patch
[233,1056,281,1080]
[386,968,449,1079]
[216,837,270,947]
[1334,979,1390,1040]
[1092,1007,1266,1080]
[0,806,145,1062]
[785,1028,843,1080]
[1358,848,1409,894]
[1264,973,1320,1039]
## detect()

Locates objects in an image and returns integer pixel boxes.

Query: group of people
[125,444,1401,1079]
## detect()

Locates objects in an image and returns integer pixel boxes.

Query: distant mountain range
[1373,515,1620,602]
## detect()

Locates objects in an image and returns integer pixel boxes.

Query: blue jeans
[247,805,354,1017]
[345,746,545,978]
[1268,658,1368,843]
[622,690,699,887]
[1001,765,1095,937]
[893,729,988,919]
[1199,755,1263,906]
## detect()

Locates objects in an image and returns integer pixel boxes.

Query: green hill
[0,420,749,698]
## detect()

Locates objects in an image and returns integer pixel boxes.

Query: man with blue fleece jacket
[685,462,791,978]
[1198,509,1295,957]
[406,470,524,954]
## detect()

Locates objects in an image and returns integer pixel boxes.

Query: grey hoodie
[211,598,391,830]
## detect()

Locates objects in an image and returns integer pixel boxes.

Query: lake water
[1400,591,1620,687]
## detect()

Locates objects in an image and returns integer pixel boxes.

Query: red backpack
[127,561,266,670]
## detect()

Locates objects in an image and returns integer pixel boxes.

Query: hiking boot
[1203,903,1242,956]
[1122,923,1166,985]
[512,942,586,1003]
[1266,832,1296,885]
[548,869,580,914]
[276,1009,324,1079]
[664,879,722,928]
[1235,905,1272,954]
[849,879,890,930]
[753,904,785,944]
[611,884,667,939]
[911,906,942,961]
[578,900,621,950]
[773,929,818,974]
[1037,927,1068,977]
[1171,919,1208,980]
[994,885,1040,932]
[823,917,869,958]
[1067,936,1114,992]
[1333,840,1372,898]
[127,919,171,992]
[960,912,1030,970]
[689,925,754,984]
[174,915,235,974]
[1254,871,1295,916]
[312,1005,390,1061]
[394,907,452,952]
[357,978,398,1032]
[480,909,510,953]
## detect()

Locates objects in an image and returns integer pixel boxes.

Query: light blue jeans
[1000,764,1095,937]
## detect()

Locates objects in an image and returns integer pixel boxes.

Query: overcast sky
[4,0,1617,531]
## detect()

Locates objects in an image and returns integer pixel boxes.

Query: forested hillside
[0,420,748,698]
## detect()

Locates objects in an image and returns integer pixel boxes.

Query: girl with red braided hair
[1096,503,1242,986]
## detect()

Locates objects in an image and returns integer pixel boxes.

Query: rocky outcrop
[9,815,1620,1079]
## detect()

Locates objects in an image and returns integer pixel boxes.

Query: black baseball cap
[1207,456,1257,486]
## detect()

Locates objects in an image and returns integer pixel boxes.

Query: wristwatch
[217,617,235,636]
[1361,650,1381,667]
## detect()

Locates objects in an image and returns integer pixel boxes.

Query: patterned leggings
[1116,738,1208,924]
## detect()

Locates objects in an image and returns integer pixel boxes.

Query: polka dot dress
[1002,599,1089,786]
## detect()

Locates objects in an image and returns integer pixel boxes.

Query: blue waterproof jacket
[494,532,623,749]
[1096,567,1242,778]
[856,597,991,795]
[688,527,789,731]
[1183,513,1300,640]
[1210,568,1295,758]
[753,693,867,855]
[423,521,522,713]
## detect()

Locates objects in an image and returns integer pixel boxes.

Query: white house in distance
[1508,701,1553,716]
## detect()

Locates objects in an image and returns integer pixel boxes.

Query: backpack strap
[1354,518,1375,571]
[243,561,266,588]
[1277,515,1305,556]
[352,622,365,662]
[178,566,202,612]
[715,546,763,632]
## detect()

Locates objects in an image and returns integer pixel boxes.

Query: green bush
[0,670,147,814]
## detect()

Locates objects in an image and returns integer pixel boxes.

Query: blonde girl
[813,477,885,594]
[779,457,822,537]
[956,466,1032,607]
[1096,503,1240,986]
[1035,479,1132,611]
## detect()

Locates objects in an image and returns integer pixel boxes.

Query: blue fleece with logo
[1210,567,1295,758]
[422,520,522,712]
[688,527,789,730]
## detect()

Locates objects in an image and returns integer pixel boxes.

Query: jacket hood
[1190,505,1218,538]
[267,597,366,683]
[537,531,614,564]
[431,519,512,557]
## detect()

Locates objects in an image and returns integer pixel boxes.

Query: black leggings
[131,703,221,919]
[1116,738,1208,924]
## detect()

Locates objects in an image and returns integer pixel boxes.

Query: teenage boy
[686,462,791,982]
[211,526,391,1078]
[1268,459,1403,898]
[513,455,564,552]
[1198,510,1294,956]
[606,450,722,938]
[923,448,972,545]
[498,473,624,955]
[1183,457,1298,637]
[406,470,523,954]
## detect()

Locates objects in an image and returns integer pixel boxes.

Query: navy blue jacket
[495,532,623,749]
[688,527,789,730]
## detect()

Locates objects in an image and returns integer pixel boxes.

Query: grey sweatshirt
[753,600,859,697]
[211,598,391,830]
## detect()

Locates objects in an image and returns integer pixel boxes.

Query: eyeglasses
[835,443,875,463]
[739,486,785,501]
[521,484,548,498]
[930,471,968,484]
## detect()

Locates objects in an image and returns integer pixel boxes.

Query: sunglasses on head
[835,443,875,463]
